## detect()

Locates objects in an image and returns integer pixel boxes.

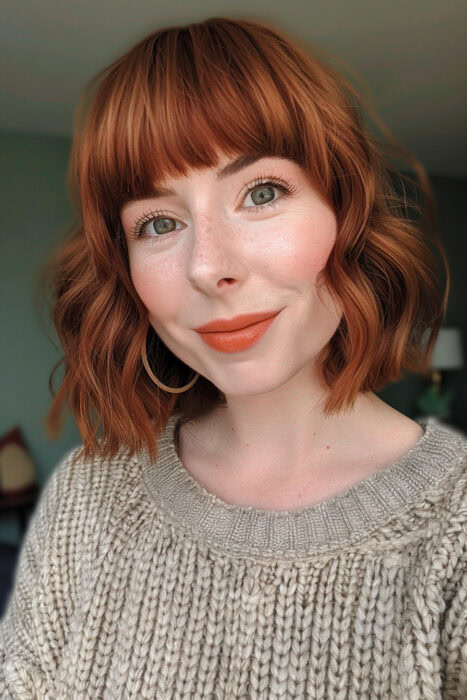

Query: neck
[178,392,419,486]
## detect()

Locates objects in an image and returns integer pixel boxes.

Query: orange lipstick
[195,311,281,353]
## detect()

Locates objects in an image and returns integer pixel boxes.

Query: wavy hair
[37,15,450,464]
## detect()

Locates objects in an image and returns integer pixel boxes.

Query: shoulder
[430,424,467,512]
[43,442,151,545]
[434,423,467,493]
[54,442,145,491]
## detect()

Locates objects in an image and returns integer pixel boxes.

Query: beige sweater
[1,415,466,699]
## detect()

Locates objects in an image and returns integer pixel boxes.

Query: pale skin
[121,152,424,510]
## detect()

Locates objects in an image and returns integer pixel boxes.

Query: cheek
[128,254,183,321]
[267,208,337,282]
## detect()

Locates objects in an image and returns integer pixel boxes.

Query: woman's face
[120,153,342,396]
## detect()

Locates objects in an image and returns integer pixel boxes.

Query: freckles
[261,198,337,276]
[132,249,184,289]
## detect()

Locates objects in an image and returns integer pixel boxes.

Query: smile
[195,311,281,353]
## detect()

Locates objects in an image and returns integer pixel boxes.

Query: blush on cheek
[129,264,181,325]
[286,222,336,281]
[301,241,333,275]
[304,211,337,270]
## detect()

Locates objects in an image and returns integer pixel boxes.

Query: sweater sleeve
[440,451,467,700]
[440,563,467,698]
[0,446,80,699]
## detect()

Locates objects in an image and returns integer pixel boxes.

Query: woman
[1,16,466,699]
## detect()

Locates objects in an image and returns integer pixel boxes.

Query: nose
[185,213,247,294]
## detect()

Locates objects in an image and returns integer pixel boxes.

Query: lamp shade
[430,327,464,370]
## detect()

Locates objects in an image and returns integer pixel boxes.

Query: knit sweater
[1,416,466,699]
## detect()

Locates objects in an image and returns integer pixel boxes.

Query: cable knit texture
[1,415,466,699]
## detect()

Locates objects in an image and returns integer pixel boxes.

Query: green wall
[0,130,81,545]
[1,129,466,545]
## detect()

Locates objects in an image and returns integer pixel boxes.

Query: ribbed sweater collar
[141,415,466,559]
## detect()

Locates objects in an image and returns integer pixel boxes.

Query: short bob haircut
[38,16,449,465]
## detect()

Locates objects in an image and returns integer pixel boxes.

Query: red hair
[37,16,450,464]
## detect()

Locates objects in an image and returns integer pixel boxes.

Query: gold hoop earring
[141,337,199,394]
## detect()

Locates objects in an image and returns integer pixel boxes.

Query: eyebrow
[129,154,274,202]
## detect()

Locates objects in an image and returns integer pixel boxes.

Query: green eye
[249,184,277,206]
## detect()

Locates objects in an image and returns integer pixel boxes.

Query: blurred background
[1,0,466,611]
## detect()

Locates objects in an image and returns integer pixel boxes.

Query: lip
[195,310,281,353]
[194,310,281,333]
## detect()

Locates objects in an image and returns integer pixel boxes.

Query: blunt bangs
[77,20,333,225]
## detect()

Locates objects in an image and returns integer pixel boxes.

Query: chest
[28,530,451,699]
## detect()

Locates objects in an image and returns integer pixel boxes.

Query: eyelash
[128,174,297,242]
